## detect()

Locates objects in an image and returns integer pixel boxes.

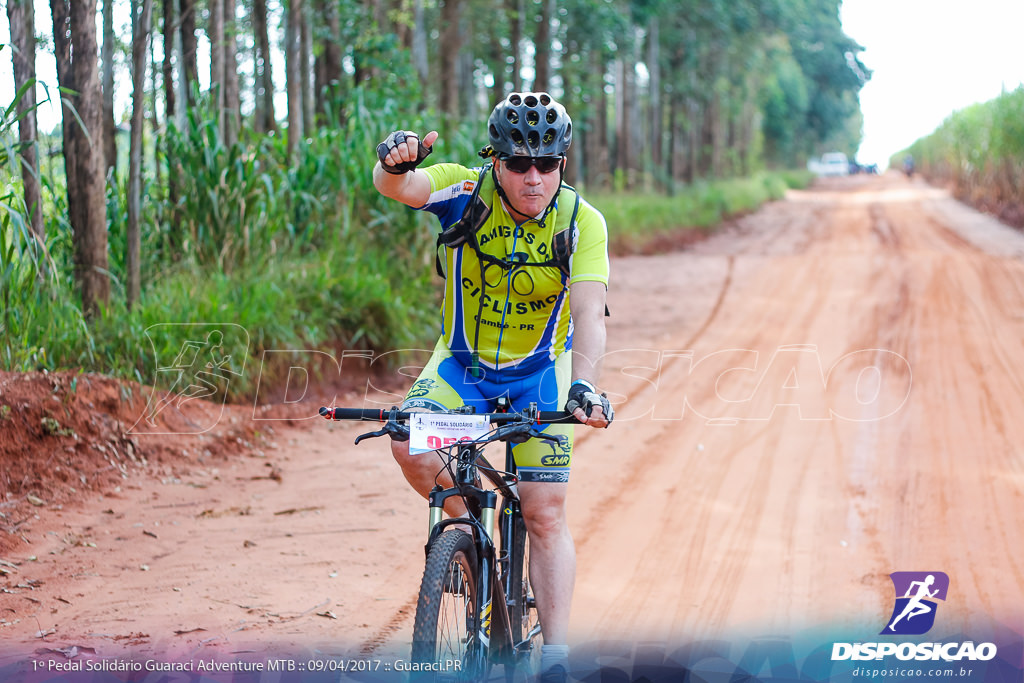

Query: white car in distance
[819,152,850,177]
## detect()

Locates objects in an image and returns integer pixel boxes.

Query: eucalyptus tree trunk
[102,0,116,177]
[300,0,313,135]
[588,51,611,190]
[128,0,154,309]
[508,0,522,91]
[285,0,304,161]
[533,0,554,92]
[223,0,240,146]
[6,0,45,241]
[162,0,180,249]
[438,0,462,126]
[162,0,176,124]
[179,0,198,106]
[615,52,638,189]
[253,0,276,132]
[412,0,428,84]
[210,0,225,132]
[647,17,662,185]
[149,16,160,186]
[50,0,111,316]
[313,0,342,121]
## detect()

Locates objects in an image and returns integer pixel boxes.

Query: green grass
[591,170,811,249]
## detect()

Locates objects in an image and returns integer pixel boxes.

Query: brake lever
[354,421,410,445]
[527,427,570,454]
[497,423,533,444]
[527,427,563,443]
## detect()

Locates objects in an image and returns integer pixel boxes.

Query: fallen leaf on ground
[273,506,323,516]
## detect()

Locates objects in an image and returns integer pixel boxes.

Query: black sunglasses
[500,156,563,174]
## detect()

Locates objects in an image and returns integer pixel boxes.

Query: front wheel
[411,529,489,681]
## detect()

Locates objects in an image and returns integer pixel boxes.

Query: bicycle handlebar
[318,406,578,425]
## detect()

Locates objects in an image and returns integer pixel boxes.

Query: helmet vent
[524,94,538,107]
[539,93,551,106]
[526,110,540,126]
[509,93,522,106]
[527,130,540,148]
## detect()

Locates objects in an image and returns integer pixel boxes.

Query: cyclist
[373,91,613,682]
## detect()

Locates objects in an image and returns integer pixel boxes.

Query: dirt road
[2,173,1023,679]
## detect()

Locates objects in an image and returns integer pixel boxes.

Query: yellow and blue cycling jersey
[402,163,609,481]
[416,163,610,377]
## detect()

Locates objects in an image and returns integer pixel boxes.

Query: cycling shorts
[401,338,574,483]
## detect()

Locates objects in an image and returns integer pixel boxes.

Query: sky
[2,2,1024,170]
[840,0,1024,167]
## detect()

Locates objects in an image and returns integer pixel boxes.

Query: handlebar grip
[320,407,405,421]
[535,411,579,424]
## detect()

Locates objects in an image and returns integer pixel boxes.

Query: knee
[522,500,568,541]
[391,438,413,467]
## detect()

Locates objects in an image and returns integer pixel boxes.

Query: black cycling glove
[377,130,433,175]
[565,380,614,425]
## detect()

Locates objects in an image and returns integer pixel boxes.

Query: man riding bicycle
[372,91,612,682]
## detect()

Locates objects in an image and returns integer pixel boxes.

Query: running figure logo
[129,323,249,435]
[882,571,950,635]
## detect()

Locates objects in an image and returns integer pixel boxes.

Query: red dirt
[0,372,270,554]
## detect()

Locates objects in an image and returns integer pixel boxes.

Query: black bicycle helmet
[487,92,572,158]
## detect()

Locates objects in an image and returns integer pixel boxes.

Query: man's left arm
[568,280,610,428]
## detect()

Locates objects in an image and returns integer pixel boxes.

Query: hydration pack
[434,163,580,280]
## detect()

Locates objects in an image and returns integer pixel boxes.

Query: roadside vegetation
[894,86,1024,228]
[1,0,864,400]
[594,171,813,252]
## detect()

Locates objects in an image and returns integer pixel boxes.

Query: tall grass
[896,86,1024,225]
[3,87,447,397]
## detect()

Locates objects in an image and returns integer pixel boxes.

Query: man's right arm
[372,129,438,208]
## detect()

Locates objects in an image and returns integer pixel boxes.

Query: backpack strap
[549,184,581,279]
[435,164,493,278]
[551,183,609,316]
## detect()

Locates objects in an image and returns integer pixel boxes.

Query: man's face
[494,156,565,219]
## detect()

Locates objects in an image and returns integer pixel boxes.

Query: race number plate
[409,413,490,455]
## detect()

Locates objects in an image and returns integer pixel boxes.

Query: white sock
[541,644,570,673]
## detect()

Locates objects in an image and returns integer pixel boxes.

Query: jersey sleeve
[415,163,479,231]
[568,198,610,286]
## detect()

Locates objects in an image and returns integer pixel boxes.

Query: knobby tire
[411,529,488,681]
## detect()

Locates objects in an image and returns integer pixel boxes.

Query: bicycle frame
[424,432,528,664]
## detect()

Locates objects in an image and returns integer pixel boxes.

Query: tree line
[3,0,869,323]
